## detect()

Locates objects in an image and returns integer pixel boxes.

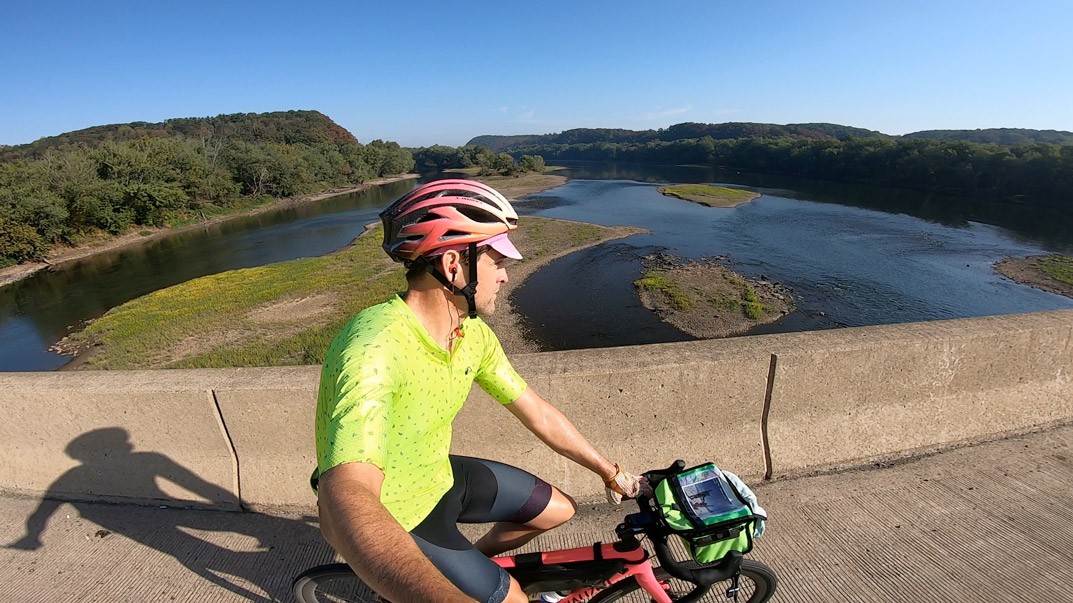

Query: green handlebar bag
[654,463,756,564]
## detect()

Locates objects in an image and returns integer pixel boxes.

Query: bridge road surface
[2,423,1071,602]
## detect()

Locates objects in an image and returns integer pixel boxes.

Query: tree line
[410,144,545,175]
[504,136,1073,207]
[467,121,891,152]
[468,122,1073,152]
[0,111,414,268]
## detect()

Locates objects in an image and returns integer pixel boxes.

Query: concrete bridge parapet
[1,310,1070,511]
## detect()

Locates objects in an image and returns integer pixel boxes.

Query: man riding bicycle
[312,179,648,603]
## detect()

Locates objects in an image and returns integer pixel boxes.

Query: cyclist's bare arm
[507,387,618,481]
[318,462,478,603]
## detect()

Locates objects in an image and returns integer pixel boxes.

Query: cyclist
[312,179,648,603]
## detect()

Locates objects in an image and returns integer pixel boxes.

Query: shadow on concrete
[5,427,331,602]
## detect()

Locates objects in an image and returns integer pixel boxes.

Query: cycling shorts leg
[408,455,554,603]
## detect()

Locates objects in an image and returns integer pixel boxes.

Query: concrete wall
[1,310,1070,511]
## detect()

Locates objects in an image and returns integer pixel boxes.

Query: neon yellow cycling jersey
[313,295,527,530]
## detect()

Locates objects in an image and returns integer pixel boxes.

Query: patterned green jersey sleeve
[472,319,528,404]
[315,344,397,476]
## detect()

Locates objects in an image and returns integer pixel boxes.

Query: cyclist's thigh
[408,460,515,603]
[409,531,512,603]
[450,455,552,524]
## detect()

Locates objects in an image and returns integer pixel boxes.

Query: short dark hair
[403,247,487,283]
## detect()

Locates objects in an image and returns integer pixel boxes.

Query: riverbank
[634,253,795,338]
[0,175,419,289]
[994,254,1073,299]
[57,216,644,369]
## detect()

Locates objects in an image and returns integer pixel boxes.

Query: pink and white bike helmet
[380,179,521,264]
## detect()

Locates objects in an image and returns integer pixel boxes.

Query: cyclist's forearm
[319,476,477,603]
[509,389,618,480]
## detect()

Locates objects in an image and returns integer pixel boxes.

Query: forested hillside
[467,122,1073,206]
[468,122,1072,152]
[0,111,414,268]
[0,111,359,163]
[903,128,1073,145]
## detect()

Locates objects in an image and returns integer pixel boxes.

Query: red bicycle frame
[492,541,674,603]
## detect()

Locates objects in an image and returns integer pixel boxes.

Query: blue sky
[2,1,1072,147]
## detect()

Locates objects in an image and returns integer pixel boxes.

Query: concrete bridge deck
[3,423,1070,603]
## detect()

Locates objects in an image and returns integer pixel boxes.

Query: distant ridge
[467,122,1072,152]
[902,128,1073,145]
[467,122,889,152]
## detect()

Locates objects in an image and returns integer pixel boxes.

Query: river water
[1,164,1071,370]
[511,163,1073,349]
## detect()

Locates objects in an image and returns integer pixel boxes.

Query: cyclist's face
[473,249,511,315]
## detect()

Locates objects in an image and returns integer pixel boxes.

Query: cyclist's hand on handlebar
[604,464,653,504]
[722,470,767,538]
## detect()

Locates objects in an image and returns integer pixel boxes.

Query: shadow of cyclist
[5,427,333,602]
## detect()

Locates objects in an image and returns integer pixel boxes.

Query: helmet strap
[423,242,479,319]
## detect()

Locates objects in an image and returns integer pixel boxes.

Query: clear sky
[2,0,1072,148]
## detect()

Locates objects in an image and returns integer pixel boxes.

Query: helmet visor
[483,232,523,260]
[429,232,523,261]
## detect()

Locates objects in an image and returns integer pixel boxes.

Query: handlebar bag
[654,462,756,564]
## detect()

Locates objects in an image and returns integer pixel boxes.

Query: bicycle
[293,461,778,603]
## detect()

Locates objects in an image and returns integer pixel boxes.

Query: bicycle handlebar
[633,460,745,603]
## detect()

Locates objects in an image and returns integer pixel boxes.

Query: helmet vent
[455,205,493,223]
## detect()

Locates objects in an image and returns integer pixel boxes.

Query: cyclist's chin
[476,298,497,316]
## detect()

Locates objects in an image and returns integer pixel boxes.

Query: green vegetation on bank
[634,262,784,321]
[657,184,760,207]
[1037,255,1073,286]
[466,121,1073,207]
[635,272,693,311]
[742,285,763,319]
[0,111,414,268]
[62,216,614,369]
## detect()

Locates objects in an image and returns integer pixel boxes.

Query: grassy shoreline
[657,184,760,207]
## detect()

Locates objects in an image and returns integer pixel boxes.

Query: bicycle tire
[588,560,778,603]
[292,563,384,603]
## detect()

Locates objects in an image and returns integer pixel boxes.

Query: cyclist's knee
[502,576,528,603]
[529,488,576,530]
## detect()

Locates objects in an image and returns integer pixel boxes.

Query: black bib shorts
[408,455,553,603]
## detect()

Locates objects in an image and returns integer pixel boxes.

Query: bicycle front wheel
[589,559,778,603]
[292,563,383,603]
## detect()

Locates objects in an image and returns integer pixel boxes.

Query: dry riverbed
[634,253,795,338]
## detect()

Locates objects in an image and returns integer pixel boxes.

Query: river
[1,164,1071,370]
[511,163,1073,349]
